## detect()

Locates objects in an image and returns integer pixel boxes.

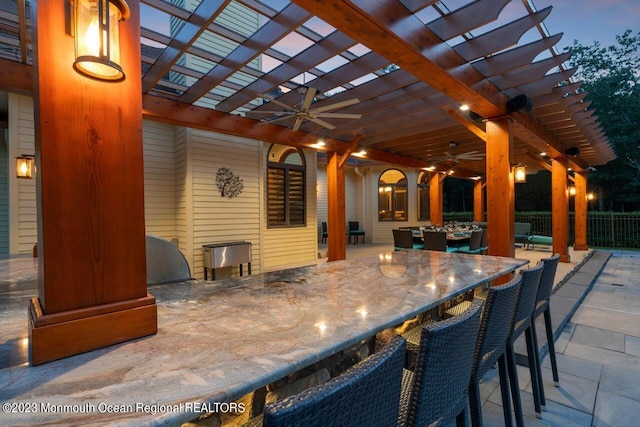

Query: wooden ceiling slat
[472,34,562,78]
[428,0,510,41]
[368,124,462,150]
[292,0,505,119]
[141,0,191,20]
[358,102,451,139]
[215,31,357,113]
[490,53,571,91]
[453,7,552,62]
[505,68,577,99]
[530,84,583,109]
[249,51,395,114]
[399,0,439,13]
[179,4,312,104]
[142,0,233,93]
[321,86,443,136]
[361,112,456,146]
[533,92,587,117]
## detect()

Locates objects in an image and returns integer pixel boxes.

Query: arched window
[417,171,430,221]
[267,144,306,227]
[378,169,407,221]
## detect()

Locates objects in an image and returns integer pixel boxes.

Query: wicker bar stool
[469,275,523,427]
[506,264,544,426]
[244,336,406,427]
[530,254,561,409]
[398,299,483,427]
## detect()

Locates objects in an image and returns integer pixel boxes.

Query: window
[417,171,430,221]
[267,144,306,227]
[378,169,407,221]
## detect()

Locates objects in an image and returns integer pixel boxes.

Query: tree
[566,30,640,211]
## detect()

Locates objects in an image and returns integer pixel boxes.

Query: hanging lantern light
[73,0,130,81]
[513,164,527,183]
[16,155,35,179]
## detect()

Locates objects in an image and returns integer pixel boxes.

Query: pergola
[0,0,615,364]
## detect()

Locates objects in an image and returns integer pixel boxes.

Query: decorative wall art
[216,167,244,198]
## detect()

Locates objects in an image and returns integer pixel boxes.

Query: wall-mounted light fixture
[16,154,35,179]
[587,192,595,201]
[73,0,130,81]
[569,186,577,196]
[513,164,527,183]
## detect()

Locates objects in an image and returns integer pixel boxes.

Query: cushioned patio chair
[398,299,483,427]
[457,229,483,254]
[348,221,365,244]
[321,221,327,244]
[393,229,423,250]
[422,230,458,253]
[246,336,406,427]
[469,274,522,427]
[506,264,544,425]
[530,254,561,408]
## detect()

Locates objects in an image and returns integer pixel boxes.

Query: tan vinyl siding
[262,148,317,271]
[190,130,261,279]
[143,120,177,240]
[0,130,8,254]
[8,94,37,254]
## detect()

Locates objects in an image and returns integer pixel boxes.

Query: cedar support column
[573,171,589,250]
[473,179,484,223]
[30,0,156,365]
[429,172,443,226]
[327,152,346,261]
[552,158,571,262]
[486,118,515,262]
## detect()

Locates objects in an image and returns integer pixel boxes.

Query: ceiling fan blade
[314,113,362,119]
[311,98,360,113]
[257,115,295,126]
[308,117,336,130]
[249,110,296,114]
[259,93,300,112]
[300,87,318,112]
[292,116,304,132]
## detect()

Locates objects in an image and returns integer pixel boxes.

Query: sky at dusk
[535,0,639,50]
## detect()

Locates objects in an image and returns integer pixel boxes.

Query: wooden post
[327,152,346,261]
[573,171,588,250]
[552,158,571,262]
[473,179,484,223]
[29,0,157,365]
[429,172,443,226]
[486,118,515,260]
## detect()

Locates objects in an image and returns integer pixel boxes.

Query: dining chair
[398,299,483,427]
[457,229,483,254]
[506,264,544,426]
[348,221,365,244]
[469,274,522,427]
[321,221,328,244]
[530,254,561,409]
[422,230,458,253]
[393,229,422,250]
[247,336,406,427]
[479,228,488,255]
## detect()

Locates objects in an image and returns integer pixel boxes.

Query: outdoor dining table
[0,250,527,426]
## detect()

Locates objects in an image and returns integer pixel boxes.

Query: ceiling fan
[252,86,362,131]
[432,141,485,165]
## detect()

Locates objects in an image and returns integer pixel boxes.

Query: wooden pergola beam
[0,57,33,95]
[142,94,433,169]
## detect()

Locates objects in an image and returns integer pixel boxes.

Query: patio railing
[443,212,640,249]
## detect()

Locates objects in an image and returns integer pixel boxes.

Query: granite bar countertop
[0,250,527,426]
